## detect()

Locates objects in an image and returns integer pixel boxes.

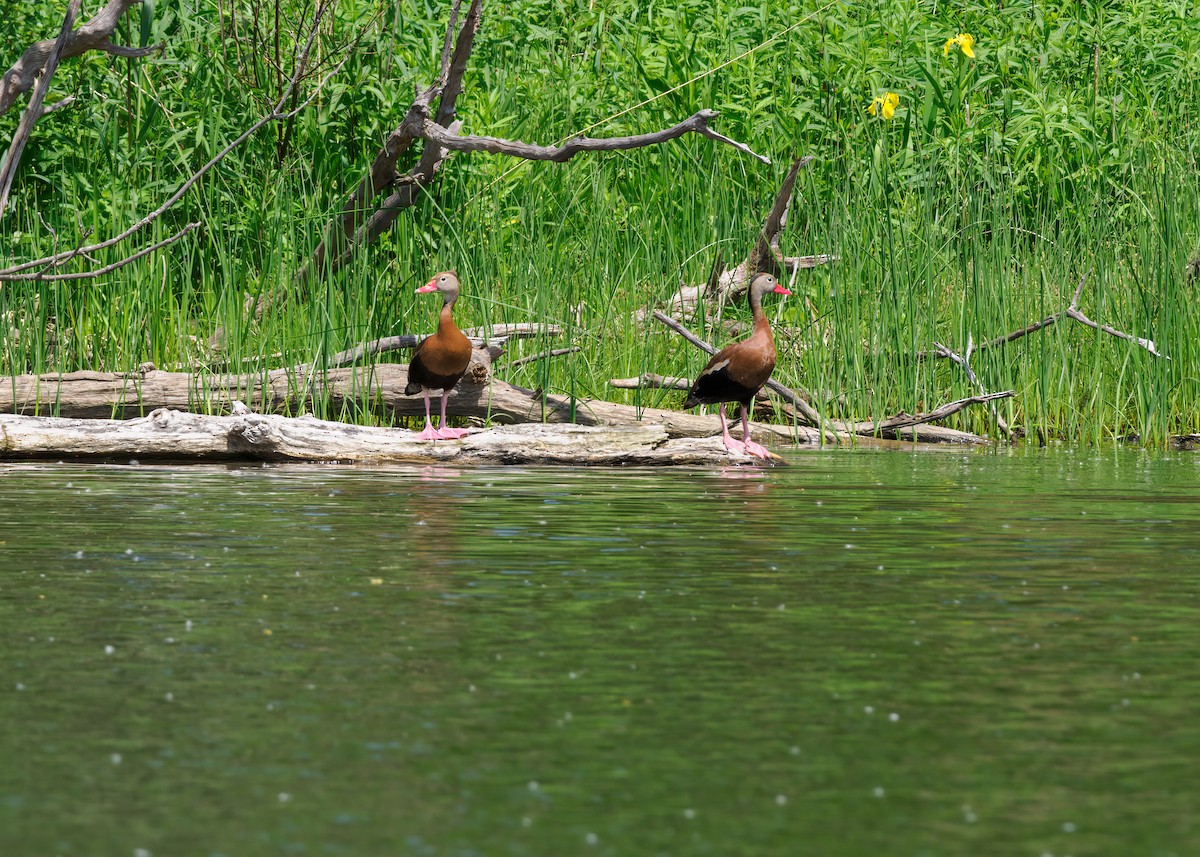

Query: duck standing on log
[683,272,791,459]
[406,271,473,440]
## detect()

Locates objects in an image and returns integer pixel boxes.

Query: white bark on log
[0,410,785,466]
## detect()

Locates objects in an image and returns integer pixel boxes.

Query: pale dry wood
[0,410,784,466]
[501,346,580,370]
[0,0,160,118]
[845,391,1013,436]
[609,373,691,391]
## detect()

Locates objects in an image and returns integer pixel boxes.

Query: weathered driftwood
[0,361,824,445]
[0,409,783,466]
[845,392,1013,439]
[933,339,1012,440]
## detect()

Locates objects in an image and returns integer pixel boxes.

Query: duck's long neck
[748,288,772,337]
[438,297,459,335]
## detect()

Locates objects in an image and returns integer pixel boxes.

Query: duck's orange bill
[416,280,438,293]
[773,284,793,295]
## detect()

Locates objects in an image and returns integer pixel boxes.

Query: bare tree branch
[933,338,1012,439]
[0,0,80,219]
[846,391,1014,434]
[0,222,200,282]
[39,95,75,117]
[418,109,769,164]
[915,273,1167,361]
[0,0,340,279]
[0,0,161,118]
[502,346,581,370]
[296,0,766,299]
[658,156,834,318]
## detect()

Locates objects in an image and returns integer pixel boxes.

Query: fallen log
[0,361,824,445]
[0,409,783,466]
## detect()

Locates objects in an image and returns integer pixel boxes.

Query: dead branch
[294,0,768,305]
[417,110,769,164]
[916,274,1167,361]
[0,0,80,219]
[651,309,834,435]
[0,0,339,279]
[609,373,691,391]
[846,391,1014,434]
[502,347,580,370]
[0,0,161,118]
[0,222,200,281]
[933,337,1012,440]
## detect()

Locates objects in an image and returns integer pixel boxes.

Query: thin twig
[1,222,200,281]
[933,338,1012,440]
[0,0,339,277]
[502,346,581,370]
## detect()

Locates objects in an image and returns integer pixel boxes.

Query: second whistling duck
[683,272,792,459]
[406,271,473,441]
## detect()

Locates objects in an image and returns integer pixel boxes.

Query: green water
[1,451,1198,857]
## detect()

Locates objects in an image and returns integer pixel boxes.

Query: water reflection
[0,451,1198,856]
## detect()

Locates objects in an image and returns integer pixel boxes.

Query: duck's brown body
[684,272,790,458]
[406,300,471,396]
[683,314,777,410]
[407,271,472,440]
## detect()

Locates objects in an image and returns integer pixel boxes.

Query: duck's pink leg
[436,394,470,439]
[719,403,747,454]
[740,403,771,459]
[414,390,441,440]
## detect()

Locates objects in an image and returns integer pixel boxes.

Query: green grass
[2,0,1199,443]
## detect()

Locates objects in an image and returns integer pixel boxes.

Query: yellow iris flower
[869,92,900,120]
[944,32,976,58]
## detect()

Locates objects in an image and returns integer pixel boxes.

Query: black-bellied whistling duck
[683,272,791,459]
[406,271,473,440]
